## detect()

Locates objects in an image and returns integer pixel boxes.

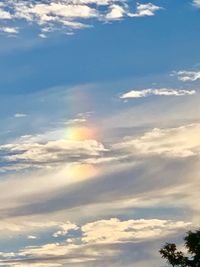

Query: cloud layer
[0,217,191,266]
[0,138,106,172]
[1,123,200,173]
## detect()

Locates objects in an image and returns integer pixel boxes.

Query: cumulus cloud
[82,218,190,244]
[105,4,125,20]
[0,1,162,36]
[120,88,196,99]
[114,123,200,158]
[176,70,200,82]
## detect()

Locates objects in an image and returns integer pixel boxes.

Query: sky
[0,0,200,266]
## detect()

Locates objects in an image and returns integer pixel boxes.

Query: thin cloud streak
[120,88,196,99]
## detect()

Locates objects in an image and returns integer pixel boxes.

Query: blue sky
[0,0,200,266]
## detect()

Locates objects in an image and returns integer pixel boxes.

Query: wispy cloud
[27,235,37,239]
[175,70,200,82]
[114,123,200,158]
[193,0,200,7]
[53,221,79,237]
[128,3,162,18]
[1,122,200,174]
[0,26,18,34]
[0,138,106,172]
[120,88,196,99]
[0,1,162,36]
[14,113,27,118]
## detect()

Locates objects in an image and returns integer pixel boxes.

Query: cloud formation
[176,70,200,82]
[82,218,190,244]
[120,88,196,99]
[0,0,162,36]
[128,3,162,17]
[53,221,79,237]
[0,138,106,172]
[0,217,190,266]
[115,123,200,158]
[1,123,200,173]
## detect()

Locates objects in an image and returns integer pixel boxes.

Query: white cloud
[0,26,18,34]
[28,235,37,239]
[128,3,162,17]
[176,70,200,82]
[1,122,200,174]
[0,220,76,234]
[14,113,27,118]
[105,5,126,20]
[120,88,196,98]
[193,0,200,7]
[0,217,191,266]
[82,218,191,244]
[53,221,79,237]
[114,123,200,158]
[0,8,12,19]
[0,138,106,171]
[0,1,162,36]
[64,118,87,125]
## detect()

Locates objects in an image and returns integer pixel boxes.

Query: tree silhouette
[159,229,200,267]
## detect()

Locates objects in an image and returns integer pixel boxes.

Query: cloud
[120,88,196,99]
[0,219,77,235]
[82,218,190,244]
[14,113,27,118]
[0,138,106,172]
[0,217,191,266]
[193,0,200,7]
[0,7,12,19]
[128,3,162,17]
[53,221,79,237]
[27,235,37,239]
[1,122,200,175]
[114,123,200,158]
[105,4,125,20]
[176,70,200,82]
[0,26,18,34]
[64,118,87,125]
[0,123,200,223]
[0,123,200,232]
[0,1,162,36]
